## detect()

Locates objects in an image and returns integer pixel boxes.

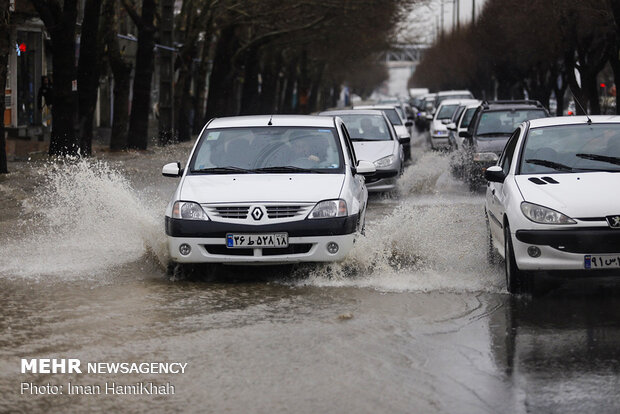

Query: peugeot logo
[251,207,264,221]
[607,215,620,229]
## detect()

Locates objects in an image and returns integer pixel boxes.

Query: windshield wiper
[252,166,319,173]
[525,158,574,172]
[576,153,620,166]
[191,166,252,174]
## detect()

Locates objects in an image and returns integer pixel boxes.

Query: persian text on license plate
[584,255,620,269]
[226,233,288,248]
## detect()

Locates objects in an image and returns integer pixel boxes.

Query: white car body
[163,115,374,265]
[319,110,404,192]
[485,116,620,293]
[448,102,481,150]
[430,99,479,149]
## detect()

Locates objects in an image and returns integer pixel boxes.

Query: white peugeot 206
[485,116,620,294]
[162,115,375,270]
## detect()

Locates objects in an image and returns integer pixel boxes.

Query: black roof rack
[481,100,543,109]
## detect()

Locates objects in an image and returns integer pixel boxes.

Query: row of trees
[410,0,620,116]
[0,0,416,173]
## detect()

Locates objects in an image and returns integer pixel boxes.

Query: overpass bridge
[377,44,429,97]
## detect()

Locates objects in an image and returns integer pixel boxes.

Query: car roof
[481,100,546,110]
[437,99,479,107]
[437,90,472,96]
[207,115,337,129]
[354,105,399,110]
[320,109,386,116]
[528,115,620,128]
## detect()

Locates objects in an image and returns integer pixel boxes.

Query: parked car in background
[429,98,479,149]
[354,104,412,160]
[320,110,404,193]
[162,115,375,271]
[447,102,481,151]
[484,116,620,294]
[457,100,549,189]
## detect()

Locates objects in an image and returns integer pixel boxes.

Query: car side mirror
[485,165,505,183]
[441,119,451,125]
[405,120,413,127]
[162,161,183,177]
[459,131,471,139]
[356,160,376,176]
[398,137,410,144]
[446,122,457,131]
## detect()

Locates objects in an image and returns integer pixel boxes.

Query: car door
[487,127,521,244]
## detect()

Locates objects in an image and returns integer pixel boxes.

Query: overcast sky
[398,0,487,44]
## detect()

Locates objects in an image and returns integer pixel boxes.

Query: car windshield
[190,126,344,173]
[436,94,472,105]
[520,124,620,174]
[380,108,402,125]
[460,107,477,128]
[337,115,392,141]
[477,109,547,136]
[437,104,459,120]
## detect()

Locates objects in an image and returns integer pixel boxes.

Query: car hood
[394,125,410,138]
[515,172,620,218]
[353,141,396,163]
[179,174,345,204]
[474,135,510,154]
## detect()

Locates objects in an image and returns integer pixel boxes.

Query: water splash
[0,158,168,279]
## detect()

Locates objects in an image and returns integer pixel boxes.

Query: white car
[319,110,405,192]
[447,102,480,150]
[353,104,412,160]
[485,116,620,294]
[429,99,479,149]
[162,115,375,268]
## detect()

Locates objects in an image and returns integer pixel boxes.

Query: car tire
[504,224,532,294]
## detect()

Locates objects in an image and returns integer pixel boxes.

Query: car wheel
[504,224,532,294]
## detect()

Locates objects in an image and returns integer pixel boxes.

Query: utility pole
[456,0,460,31]
[472,0,476,23]
[440,0,444,39]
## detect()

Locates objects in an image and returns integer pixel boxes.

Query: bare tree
[0,0,9,173]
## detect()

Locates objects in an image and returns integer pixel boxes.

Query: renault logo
[607,215,620,229]
[251,207,264,221]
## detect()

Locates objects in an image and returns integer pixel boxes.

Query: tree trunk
[0,0,9,173]
[240,47,260,115]
[205,26,240,119]
[77,0,103,156]
[126,0,156,150]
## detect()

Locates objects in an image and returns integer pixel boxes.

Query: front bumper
[365,169,399,192]
[166,216,358,264]
[511,227,620,271]
[430,135,449,147]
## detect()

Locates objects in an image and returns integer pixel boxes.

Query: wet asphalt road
[1,132,620,413]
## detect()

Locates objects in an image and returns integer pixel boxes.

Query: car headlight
[473,152,499,162]
[308,199,347,219]
[520,202,576,225]
[172,201,209,220]
[374,155,396,168]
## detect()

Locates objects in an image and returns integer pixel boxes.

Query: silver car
[320,110,404,192]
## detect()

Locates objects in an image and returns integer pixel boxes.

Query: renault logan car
[319,109,404,192]
[485,116,620,294]
[163,115,375,267]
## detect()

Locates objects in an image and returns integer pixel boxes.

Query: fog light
[179,243,191,256]
[527,246,541,258]
[327,242,339,254]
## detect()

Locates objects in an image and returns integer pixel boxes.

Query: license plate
[584,255,620,269]
[226,233,288,248]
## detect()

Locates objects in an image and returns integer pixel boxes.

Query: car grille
[265,205,307,219]
[516,228,620,254]
[207,206,249,219]
[203,244,312,256]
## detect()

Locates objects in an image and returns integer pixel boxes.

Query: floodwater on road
[1,132,620,413]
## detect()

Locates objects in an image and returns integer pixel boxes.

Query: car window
[340,124,358,166]
[519,124,620,174]
[477,109,547,135]
[337,114,392,141]
[190,126,344,173]
[500,128,521,175]
[381,108,403,126]
[437,104,459,120]
[460,107,477,129]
